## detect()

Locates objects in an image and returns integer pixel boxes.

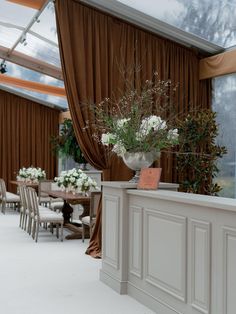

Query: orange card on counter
[137,168,162,190]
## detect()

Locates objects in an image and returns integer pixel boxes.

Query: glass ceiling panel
[15,33,61,67]
[31,2,58,44]
[0,0,36,27]
[0,24,22,48]
[117,0,236,48]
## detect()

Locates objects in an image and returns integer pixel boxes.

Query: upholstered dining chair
[0,178,20,214]
[81,191,102,242]
[29,188,64,242]
[18,185,27,229]
[38,180,54,207]
[49,182,64,212]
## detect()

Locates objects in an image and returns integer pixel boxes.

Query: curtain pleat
[0,89,59,192]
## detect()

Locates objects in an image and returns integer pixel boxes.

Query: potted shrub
[51,119,88,169]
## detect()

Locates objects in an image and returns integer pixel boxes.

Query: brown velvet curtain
[55,0,211,257]
[0,89,59,193]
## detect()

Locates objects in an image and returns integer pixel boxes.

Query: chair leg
[35,221,39,243]
[22,214,25,229]
[1,201,6,214]
[24,215,28,231]
[49,223,52,233]
[19,213,22,227]
[32,221,36,239]
[56,224,59,238]
[28,217,31,235]
[60,223,63,242]
[82,223,85,242]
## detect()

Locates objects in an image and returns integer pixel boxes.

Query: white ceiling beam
[0,45,63,80]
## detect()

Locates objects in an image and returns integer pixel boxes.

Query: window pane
[213,74,236,198]
[0,24,22,48]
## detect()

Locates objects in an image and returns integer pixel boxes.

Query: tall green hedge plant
[177,110,227,195]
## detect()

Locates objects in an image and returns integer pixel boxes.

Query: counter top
[127,189,236,213]
[101,181,179,189]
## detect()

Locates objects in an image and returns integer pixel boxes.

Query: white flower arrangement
[17,166,46,183]
[101,115,179,157]
[54,168,98,194]
[92,73,179,158]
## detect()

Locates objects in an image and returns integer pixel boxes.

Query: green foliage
[51,119,87,164]
[177,110,227,195]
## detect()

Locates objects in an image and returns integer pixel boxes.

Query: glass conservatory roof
[0,0,235,110]
[0,0,66,109]
[116,0,236,49]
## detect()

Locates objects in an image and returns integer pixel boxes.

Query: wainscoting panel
[191,219,211,314]
[103,195,120,269]
[144,209,187,302]
[129,205,143,278]
[223,227,236,314]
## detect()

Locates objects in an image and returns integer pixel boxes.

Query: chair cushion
[39,213,64,223]
[6,192,20,202]
[81,216,90,225]
[50,201,63,211]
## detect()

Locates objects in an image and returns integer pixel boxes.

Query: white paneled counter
[100,182,236,314]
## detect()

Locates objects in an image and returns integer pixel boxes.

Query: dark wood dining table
[42,189,90,240]
[10,180,39,192]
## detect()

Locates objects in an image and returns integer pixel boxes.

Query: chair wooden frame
[81,191,102,242]
[29,188,64,242]
[0,178,20,214]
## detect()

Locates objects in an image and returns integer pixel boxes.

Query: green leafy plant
[51,119,87,164]
[177,110,227,195]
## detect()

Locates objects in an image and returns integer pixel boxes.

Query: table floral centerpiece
[17,166,46,183]
[93,73,179,182]
[54,168,97,195]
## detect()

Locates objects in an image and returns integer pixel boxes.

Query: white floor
[0,210,155,314]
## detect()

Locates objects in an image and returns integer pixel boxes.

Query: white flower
[112,143,126,156]
[54,168,97,193]
[17,166,46,182]
[168,128,179,141]
[139,115,167,137]
[116,118,130,129]
[101,133,116,146]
